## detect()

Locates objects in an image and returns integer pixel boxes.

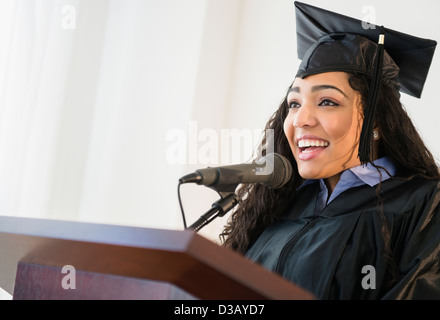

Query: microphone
[179,153,292,189]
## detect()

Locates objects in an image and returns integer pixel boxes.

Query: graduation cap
[294,1,437,163]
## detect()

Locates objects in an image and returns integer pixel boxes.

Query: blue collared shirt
[301,157,397,214]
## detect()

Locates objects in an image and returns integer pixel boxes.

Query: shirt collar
[299,156,397,189]
[348,156,396,187]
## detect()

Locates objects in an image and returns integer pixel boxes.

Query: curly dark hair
[220,72,440,255]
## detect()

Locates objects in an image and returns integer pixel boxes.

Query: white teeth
[298,139,329,148]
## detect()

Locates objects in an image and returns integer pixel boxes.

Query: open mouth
[298,139,329,154]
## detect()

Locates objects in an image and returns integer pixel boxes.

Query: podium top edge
[0,215,197,251]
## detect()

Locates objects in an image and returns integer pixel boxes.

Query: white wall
[0,0,439,243]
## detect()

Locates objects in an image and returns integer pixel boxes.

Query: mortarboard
[293,1,437,163]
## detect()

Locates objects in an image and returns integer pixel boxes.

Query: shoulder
[383,175,440,203]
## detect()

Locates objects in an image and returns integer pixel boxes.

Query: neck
[324,173,342,197]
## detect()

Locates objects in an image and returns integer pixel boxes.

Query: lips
[296,136,329,161]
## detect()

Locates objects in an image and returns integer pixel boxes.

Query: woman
[220,2,440,299]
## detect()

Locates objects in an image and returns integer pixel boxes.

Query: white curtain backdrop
[0,0,439,243]
[0,0,77,219]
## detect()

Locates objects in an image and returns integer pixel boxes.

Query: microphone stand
[187,193,239,232]
[186,181,240,232]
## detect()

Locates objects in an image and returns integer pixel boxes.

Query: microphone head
[263,153,293,189]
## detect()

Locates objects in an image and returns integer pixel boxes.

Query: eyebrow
[288,84,348,97]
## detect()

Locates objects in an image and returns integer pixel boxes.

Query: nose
[292,102,317,128]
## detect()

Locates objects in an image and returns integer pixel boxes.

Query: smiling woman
[220,2,440,300]
[284,72,364,192]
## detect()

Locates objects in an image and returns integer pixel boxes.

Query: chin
[297,169,320,181]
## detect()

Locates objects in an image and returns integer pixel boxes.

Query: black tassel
[358,26,385,164]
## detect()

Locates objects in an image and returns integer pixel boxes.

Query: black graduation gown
[245,175,440,299]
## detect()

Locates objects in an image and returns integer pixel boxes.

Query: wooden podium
[0,215,314,300]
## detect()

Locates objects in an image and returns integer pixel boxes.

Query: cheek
[283,113,299,151]
[283,114,293,139]
[324,111,359,146]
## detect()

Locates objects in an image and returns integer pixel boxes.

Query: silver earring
[373,131,379,139]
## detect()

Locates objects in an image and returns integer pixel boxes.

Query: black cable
[177,181,187,230]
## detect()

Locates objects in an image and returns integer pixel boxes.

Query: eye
[288,100,301,109]
[319,99,339,107]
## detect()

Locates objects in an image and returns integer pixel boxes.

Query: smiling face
[283,72,364,191]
